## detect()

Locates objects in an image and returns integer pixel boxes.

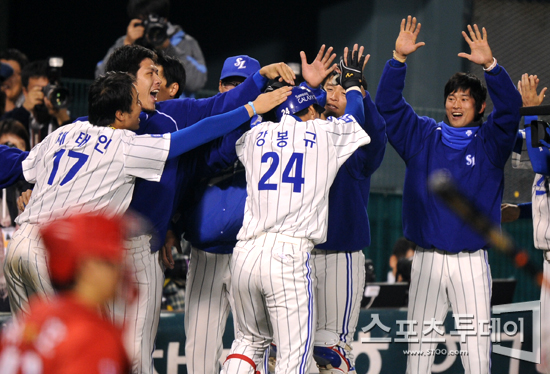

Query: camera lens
[50,87,70,109]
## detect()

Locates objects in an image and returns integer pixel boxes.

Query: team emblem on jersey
[466,130,473,137]
[466,154,475,167]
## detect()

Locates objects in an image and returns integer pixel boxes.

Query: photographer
[95,0,207,95]
[1,60,71,147]
[0,49,28,113]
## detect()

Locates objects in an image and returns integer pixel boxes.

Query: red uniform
[0,294,129,374]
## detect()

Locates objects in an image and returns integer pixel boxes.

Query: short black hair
[0,118,30,151]
[21,60,49,88]
[105,45,157,77]
[156,52,185,96]
[444,72,488,121]
[0,48,29,70]
[294,105,323,118]
[127,0,170,19]
[88,72,136,128]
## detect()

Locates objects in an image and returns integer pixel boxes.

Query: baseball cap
[220,55,260,80]
[40,213,126,285]
[0,61,14,82]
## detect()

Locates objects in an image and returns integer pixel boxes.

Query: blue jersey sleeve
[344,89,365,126]
[168,106,250,159]
[375,60,438,162]
[0,145,28,188]
[479,65,522,168]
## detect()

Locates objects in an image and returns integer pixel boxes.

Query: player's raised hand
[248,86,292,115]
[300,45,337,88]
[260,63,296,86]
[518,73,547,107]
[394,15,425,60]
[339,44,369,90]
[458,24,493,68]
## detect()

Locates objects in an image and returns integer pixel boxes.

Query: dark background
[0,0,341,87]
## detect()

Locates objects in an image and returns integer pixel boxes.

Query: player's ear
[168,83,179,99]
[478,101,486,115]
[115,109,125,123]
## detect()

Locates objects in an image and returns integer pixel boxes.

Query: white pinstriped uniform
[3,121,170,315]
[223,114,370,374]
[406,248,492,374]
[530,173,550,367]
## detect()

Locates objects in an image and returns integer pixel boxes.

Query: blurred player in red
[0,213,130,374]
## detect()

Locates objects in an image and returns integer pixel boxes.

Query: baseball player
[374,16,522,374]
[222,46,371,374]
[177,54,261,374]
[100,44,296,374]
[310,67,387,373]
[3,71,289,315]
[0,213,131,374]
[501,73,550,372]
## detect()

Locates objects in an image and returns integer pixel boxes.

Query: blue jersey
[129,72,267,252]
[375,60,522,253]
[315,91,387,252]
[0,145,27,189]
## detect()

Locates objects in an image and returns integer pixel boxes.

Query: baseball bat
[428,169,544,287]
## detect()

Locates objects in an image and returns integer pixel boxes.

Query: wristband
[248,101,257,116]
[393,50,407,63]
[483,57,497,71]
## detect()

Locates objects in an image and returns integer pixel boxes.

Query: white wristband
[483,57,497,72]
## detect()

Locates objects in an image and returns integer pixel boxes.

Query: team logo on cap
[234,58,246,69]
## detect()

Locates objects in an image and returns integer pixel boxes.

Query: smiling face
[323,80,346,118]
[445,89,485,128]
[135,58,160,111]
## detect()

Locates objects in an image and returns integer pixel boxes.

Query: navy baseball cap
[0,62,14,82]
[220,55,260,80]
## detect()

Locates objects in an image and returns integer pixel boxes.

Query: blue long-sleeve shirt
[0,145,28,189]
[316,91,387,251]
[130,71,267,252]
[375,59,522,253]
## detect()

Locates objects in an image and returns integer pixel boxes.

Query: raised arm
[167,87,292,159]
[301,44,337,89]
[393,15,426,62]
[375,17,435,161]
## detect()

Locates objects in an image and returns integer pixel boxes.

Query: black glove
[338,48,366,90]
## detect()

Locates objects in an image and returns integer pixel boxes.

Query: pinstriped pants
[311,249,365,368]
[184,247,233,374]
[406,248,492,374]
[223,233,315,374]
[106,234,164,374]
[3,222,54,316]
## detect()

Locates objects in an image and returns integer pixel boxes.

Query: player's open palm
[252,86,293,114]
[458,24,493,68]
[301,44,337,88]
[395,15,425,59]
[518,73,547,107]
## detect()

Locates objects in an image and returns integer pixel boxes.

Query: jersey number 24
[258,152,304,193]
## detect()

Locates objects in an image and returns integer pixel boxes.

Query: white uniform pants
[223,233,315,374]
[185,247,232,374]
[4,222,54,315]
[311,249,365,368]
[106,234,164,374]
[406,248,492,374]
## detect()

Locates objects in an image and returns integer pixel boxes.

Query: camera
[42,57,71,110]
[137,14,168,47]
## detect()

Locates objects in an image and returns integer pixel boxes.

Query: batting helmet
[275,86,324,122]
[40,213,126,286]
